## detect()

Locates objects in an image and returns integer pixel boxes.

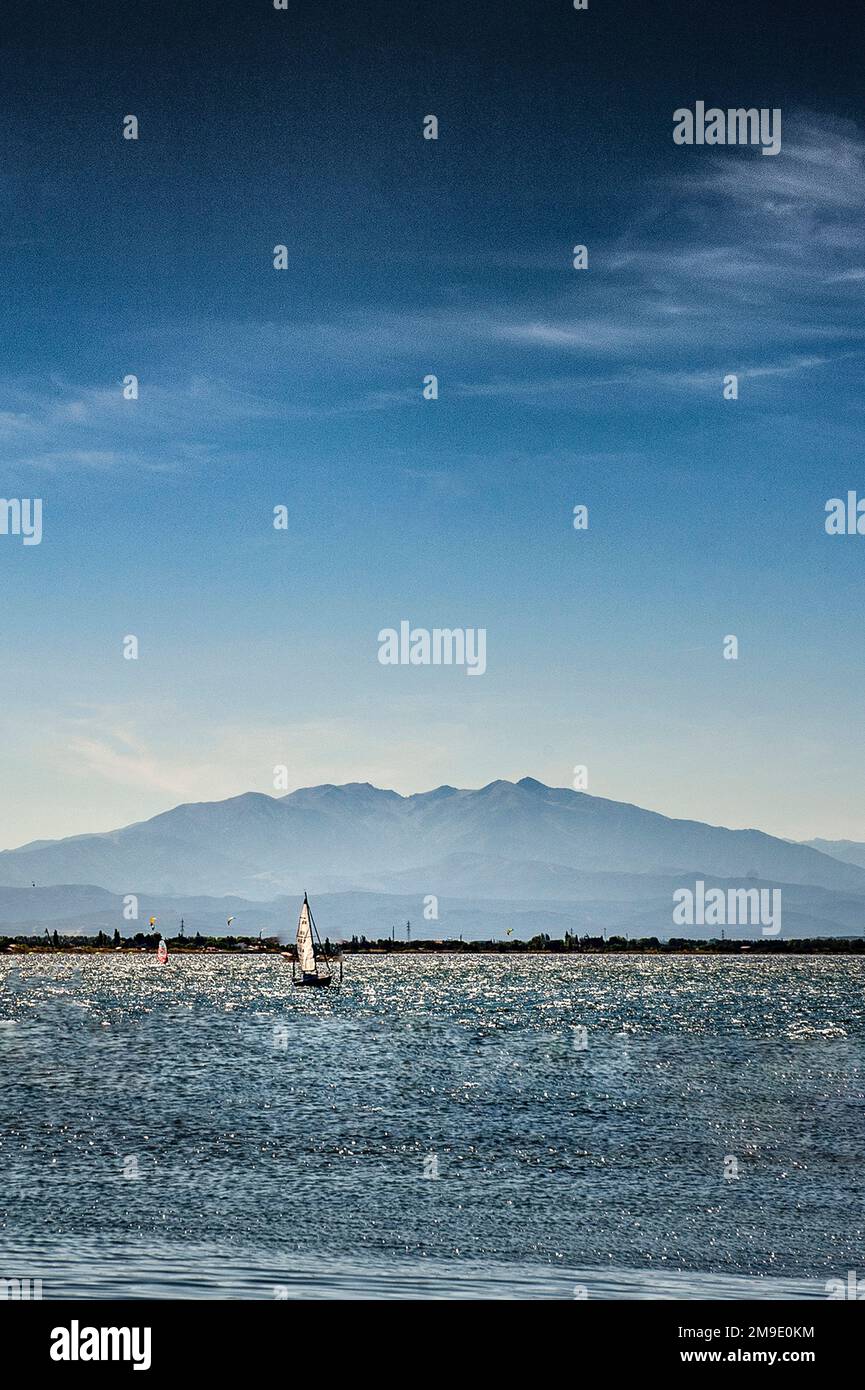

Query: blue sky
[1,1,864,847]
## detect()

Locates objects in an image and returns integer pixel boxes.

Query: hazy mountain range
[2,779,865,940]
[801,838,865,871]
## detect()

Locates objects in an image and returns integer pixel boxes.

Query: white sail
[296,898,316,976]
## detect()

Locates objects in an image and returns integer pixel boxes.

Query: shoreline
[3,936,865,957]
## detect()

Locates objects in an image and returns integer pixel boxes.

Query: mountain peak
[475,777,557,798]
[281,782,404,806]
[2,777,864,906]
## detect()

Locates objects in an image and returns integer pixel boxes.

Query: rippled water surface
[1,954,863,1298]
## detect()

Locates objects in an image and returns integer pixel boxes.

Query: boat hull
[292,975,333,988]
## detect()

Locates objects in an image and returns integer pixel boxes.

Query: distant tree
[113,928,121,946]
[52,929,60,948]
[527,933,551,950]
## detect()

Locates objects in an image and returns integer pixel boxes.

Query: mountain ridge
[3,874,864,942]
[1,779,863,904]
[801,838,865,870]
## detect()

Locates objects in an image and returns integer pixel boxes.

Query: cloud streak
[3,112,865,476]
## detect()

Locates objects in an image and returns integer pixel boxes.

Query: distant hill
[801,838,865,870]
[1,877,863,942]
[1,778,863,900]
[1,779,864,941]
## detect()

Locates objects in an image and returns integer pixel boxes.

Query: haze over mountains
[801,839,865,871]
[2,779,864,939]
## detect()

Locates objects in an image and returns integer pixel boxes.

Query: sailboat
[290,893,341,988]
[156,938,168,964]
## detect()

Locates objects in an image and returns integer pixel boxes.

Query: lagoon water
[1,954,862,1299]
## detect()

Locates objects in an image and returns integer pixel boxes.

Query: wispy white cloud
[2,111,864,478]
[0,702,479,846]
